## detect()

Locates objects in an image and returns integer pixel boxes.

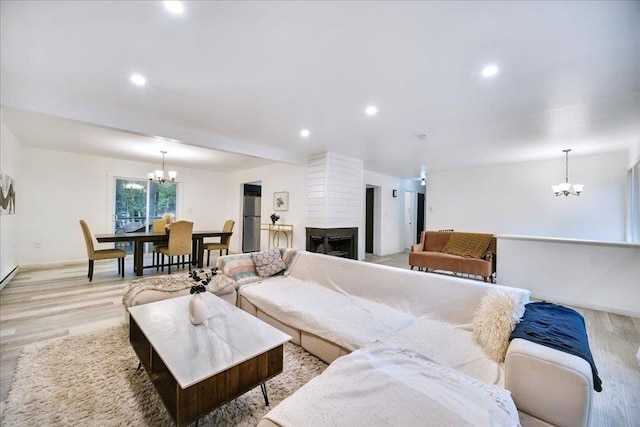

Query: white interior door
[404,191,413,249]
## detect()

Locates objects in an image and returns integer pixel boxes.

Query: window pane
[114,179,148,254]
[149,181,177,221]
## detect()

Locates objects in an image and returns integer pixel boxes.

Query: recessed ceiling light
[300,129,310,138]
[130,74,146,86]
[164,1,185,15]
[365,105,378,116]
[481,64,499,78]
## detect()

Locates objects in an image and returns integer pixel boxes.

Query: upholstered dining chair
[158,220,193,274]
[79,220,126,282]
[152,218,168,270]
[204,219,235,266]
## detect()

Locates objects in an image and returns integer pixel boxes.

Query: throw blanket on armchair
[510,301,602,392]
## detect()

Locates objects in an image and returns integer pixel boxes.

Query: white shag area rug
[1,324,327,426]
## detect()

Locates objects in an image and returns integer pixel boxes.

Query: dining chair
[79,220,126,282]
[152,218,168,271]
[203,219,235,266]
[158,220,193,274]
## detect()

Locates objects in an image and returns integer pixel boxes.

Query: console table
[261,224,293,248]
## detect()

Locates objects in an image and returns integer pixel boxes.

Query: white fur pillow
[473,291,525,362]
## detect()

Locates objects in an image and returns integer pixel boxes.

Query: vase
[189,293,206,325]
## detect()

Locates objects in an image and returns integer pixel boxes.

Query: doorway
[416,192,425,242]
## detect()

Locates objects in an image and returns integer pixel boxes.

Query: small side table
[261,224,293,248]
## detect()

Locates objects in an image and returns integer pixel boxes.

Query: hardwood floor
[1,252,639,425]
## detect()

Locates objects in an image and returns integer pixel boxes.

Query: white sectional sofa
[217,250,595,427]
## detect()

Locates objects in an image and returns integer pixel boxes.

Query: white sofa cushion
[263,346,520,427]
[239,276,414,351]
[375,315,503,386]
[287,251,529,324]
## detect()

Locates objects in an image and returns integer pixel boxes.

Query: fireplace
[306,227,358,260]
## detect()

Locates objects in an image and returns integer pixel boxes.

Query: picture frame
[273,191,289,211]
[0,173,16,215]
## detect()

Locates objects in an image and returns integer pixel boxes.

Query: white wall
[498,235,640,317]
[426,151,627,241]
[629,138,640,169]
[0,122,21,287]
[363,170,423,258]
[229,162,306,253]
[307,152,363,229]
[18,147,231,266]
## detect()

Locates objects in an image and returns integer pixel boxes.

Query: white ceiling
[1,1,639,179]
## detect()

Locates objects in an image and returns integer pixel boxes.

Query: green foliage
[115,179,177,223]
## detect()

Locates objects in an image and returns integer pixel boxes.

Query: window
[114,178,178,253]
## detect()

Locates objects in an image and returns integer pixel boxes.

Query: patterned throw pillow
[252,248,287,278]
[280,248,300,275]
[216,254,259,285]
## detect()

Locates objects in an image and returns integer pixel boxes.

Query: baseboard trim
[0,265,19,291]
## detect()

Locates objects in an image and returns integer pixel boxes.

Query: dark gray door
[366,188,374,253]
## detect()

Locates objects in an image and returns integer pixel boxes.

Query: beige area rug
[1,324,327,426]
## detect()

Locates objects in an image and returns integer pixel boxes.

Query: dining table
[95,230,232,276]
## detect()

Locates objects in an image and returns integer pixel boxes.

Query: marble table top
[128,292,291,388]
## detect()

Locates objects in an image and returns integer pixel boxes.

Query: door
[113,178,177,254]
[114,179,147,254]
[416,192,425,242]
[404,191,413,249]
[365,188,374,253]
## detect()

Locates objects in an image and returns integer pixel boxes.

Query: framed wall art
[273,191,289,211]
[0,173,16,215]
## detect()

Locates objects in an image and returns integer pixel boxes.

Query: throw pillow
[280,248,300,275]
[442,232,493,258]
[473,291,525,362]
[252,248,287,278]
[215,254,260,286]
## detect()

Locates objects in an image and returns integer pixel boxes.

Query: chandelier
[148,151,177,183]
[552,149,583,197]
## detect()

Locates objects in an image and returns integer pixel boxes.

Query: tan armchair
[204,219,235,266]
[79,220,126,282]
[158,220,193,274]
[152,218,168,270]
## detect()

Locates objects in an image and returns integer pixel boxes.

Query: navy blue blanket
[509,302,602,392]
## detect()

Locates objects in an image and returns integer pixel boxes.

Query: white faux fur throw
[473,291,525,362]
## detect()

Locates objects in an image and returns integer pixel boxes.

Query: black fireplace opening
[306,227,358,260]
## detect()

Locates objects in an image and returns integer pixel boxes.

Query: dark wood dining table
[96,230,232,276]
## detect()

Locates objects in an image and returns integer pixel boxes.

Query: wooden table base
[130,318,284,426]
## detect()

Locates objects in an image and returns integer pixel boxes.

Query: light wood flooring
[1,252,639,425]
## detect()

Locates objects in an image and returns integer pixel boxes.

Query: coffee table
[128,292,291,426]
